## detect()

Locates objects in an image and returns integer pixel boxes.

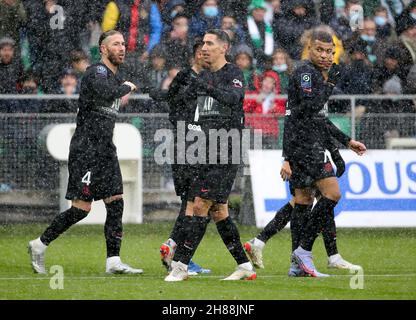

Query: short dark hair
[192,38,204,56]
[98,30,122,47]
[205,29,231,46]
[310,29,334,45]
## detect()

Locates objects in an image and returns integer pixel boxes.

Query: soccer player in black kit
[28,30,143,274]
[280,29,366,277]
[165,30,256,281]
[151,39,211,275]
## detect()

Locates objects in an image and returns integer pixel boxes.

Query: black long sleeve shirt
[283,60,350,161]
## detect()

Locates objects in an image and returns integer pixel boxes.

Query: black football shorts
[65,146,123,202]
[190,164,239,204]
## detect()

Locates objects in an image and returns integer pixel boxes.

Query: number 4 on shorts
[82,171,91,186]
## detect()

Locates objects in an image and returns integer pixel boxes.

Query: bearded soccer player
[28,30,143,274]
[280,29,366,277]
[165,29,255,282]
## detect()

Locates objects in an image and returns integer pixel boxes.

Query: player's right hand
[280,160,292,181]
[348,139,367,156]
[123,81,137,92]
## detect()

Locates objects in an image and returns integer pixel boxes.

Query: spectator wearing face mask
[358,18,384,65]
[396,4,416,65]
[270,48,293,93]
[189,0,222,37]
[374,6,396,39]
[329,0,362,42]
[161,0,186,30]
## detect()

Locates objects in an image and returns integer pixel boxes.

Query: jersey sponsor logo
[96,65,107,76]
[82,185,91,196]
[285,109,291,116]
[301,73,312,92]
[232,79,243,88]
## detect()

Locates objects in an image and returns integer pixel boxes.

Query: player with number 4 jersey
[28,30,143,276]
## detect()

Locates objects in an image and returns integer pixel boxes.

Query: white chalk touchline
[0,274,416,280]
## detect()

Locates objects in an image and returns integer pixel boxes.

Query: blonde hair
[272,48,294,74]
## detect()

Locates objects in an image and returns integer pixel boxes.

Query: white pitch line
[0,274,416,280]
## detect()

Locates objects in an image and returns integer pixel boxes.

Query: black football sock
[40,206,89,245]
[216,216,249,265]
[322,208,338,257]
[257,202,293,243]
[168,198,187,244]
[173,216,209,265]
[105,198,124,258]
[300,197,338,252]
[290,204,310,252]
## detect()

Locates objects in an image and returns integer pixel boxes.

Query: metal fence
[0,94,415,221]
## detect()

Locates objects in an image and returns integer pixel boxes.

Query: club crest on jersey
[232,79,243,88]
[301,73,312,92]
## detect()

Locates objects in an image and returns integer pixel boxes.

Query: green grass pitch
[0,223,415,300]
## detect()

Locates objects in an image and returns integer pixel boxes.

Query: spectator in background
[234,44,258,91]
[373,46,410,93]
[271,48,293,93]
[160,13,192,68]
[70,50,90,92]
[140,45,168,91]
[44,69,78,113]
[245,0,274,69]
[243,70,285,148]
[396,8,416,65]
[0,0,27,53]
[358,18,384,65]
[219,0,250,25]
[101,0,162,63]
[24,0,74,93]
[336,37,375,116]
[189,0,222,37]
[329,0,362,42]
[374,6,396,39]
[0,37,22,94]
[15,71,41,112]
[160,0,186,30]
[221,14,247,57]
[301,24,344,65]
[275,0,317,60]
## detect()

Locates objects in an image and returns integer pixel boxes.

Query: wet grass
[0,223,415,300]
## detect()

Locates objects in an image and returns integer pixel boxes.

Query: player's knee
[72,200,92,213]
[193,198,211,217]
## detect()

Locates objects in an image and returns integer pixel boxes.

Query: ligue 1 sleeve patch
[96,65,107,76]
[301,73,312,92]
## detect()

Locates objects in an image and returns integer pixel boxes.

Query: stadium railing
[0,94,415,222]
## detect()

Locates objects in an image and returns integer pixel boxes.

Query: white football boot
[222,262,257,281]
[164,261,189,282]
[28,238,47,274]
[328,254,362,270]
[106,256,143,274]
[244,238,265,269]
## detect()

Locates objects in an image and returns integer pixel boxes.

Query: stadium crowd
[1,0,416,146]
